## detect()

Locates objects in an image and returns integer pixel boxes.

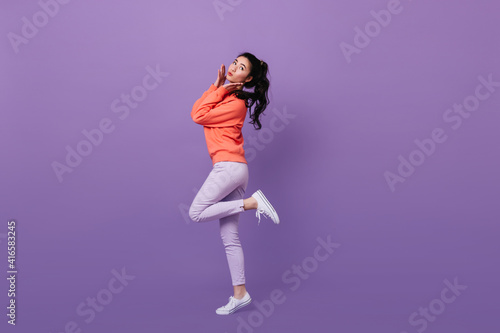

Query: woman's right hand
[214,64,226,88]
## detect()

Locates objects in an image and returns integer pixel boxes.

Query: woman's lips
[228,72,233,76]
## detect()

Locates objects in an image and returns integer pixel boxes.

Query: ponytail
[230,52,270,130]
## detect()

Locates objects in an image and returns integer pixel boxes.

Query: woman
[189,52,280,315]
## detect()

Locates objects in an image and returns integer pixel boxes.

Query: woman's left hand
[223,82,243,92]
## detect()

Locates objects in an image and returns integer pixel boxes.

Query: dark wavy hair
[229,52,270,130]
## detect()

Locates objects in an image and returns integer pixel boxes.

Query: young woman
[189,52,280,315]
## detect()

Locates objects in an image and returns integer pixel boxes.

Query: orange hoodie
[191,84,248,165]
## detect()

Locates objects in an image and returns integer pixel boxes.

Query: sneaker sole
[255,190,280,224]
[216,297,252,315]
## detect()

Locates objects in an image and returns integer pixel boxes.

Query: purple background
[1,0,499,332]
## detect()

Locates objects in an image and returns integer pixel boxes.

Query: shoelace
[222,296,236,309]
[255,209,269,225]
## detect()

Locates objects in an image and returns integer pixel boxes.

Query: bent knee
[189,205,202,223]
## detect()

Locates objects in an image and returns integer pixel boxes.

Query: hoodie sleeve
[191,84,246,127]
[191,84,217,112]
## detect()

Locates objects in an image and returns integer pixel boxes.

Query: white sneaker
[215,291,252,315]
[251,190,280,225]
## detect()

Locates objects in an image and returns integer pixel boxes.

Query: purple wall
[1,0,499,332]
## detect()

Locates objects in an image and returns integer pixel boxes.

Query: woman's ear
[245,76,253,83]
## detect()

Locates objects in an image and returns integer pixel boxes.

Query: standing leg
[217,162,248,291]
[219,186,247,292]
[215,163,253,315]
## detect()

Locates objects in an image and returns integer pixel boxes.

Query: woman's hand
[214,64,226,88]
[222,82,244,92]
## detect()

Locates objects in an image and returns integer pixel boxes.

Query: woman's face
[227,56,253,84]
